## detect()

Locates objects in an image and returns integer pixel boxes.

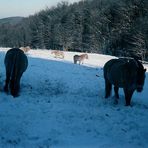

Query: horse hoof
[125,104,132,107]
[105,95,109,98]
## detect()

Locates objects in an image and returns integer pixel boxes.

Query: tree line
[0,0,147,60]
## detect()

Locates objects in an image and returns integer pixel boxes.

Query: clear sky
[0,0,81,19]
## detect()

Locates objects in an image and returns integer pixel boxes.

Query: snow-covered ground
[0,48,148,148]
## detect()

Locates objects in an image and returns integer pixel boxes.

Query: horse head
[135,59,146,92]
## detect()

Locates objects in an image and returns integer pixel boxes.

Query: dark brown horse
[73,54,88,65]
[4,48,28,97]
[103,58,146,106]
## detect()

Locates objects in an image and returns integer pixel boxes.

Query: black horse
[103,58,146,106]
[4,48,28,97]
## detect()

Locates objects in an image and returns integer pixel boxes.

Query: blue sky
[0,0,80,19]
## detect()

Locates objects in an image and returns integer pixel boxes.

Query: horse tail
[10,51,20,97]
[103,59,120,98]
[11,51,18,77]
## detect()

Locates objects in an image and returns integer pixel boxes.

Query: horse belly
[108,68,125,88]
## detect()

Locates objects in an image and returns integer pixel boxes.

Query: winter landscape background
[0,48,148,148]
[0,0,148,61]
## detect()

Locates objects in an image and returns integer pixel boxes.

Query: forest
[0,0,147,60]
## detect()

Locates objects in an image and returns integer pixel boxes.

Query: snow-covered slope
[0,48,148,148]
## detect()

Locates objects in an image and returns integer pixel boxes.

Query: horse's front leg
[124,88,134,106]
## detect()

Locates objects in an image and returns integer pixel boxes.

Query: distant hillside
[0,16,24,25]
[0,0,147,61]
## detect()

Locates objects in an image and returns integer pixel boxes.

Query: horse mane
[133,58,144,71]
[119,57,144,71]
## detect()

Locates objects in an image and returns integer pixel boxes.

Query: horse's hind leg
[4,71,10,92]
[105,79,112,98]
[114,86,119,98]
[74,60,76,64]
[114,86,119,104]
[79,60,81,65]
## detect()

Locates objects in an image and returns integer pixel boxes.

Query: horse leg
[105,79,112,98]
[82,60,84,64]
[114,86,119,98]
[124,88,134,106]
[114,86,119,104]
[74,59,76,64]
[4,71,10,92]
[10,74,21,97]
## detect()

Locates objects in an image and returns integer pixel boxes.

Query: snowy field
[0,48,148,148]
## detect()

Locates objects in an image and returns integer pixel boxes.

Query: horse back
[51,50,64,58]
[73,54,88,62]
[104,58,138,88]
